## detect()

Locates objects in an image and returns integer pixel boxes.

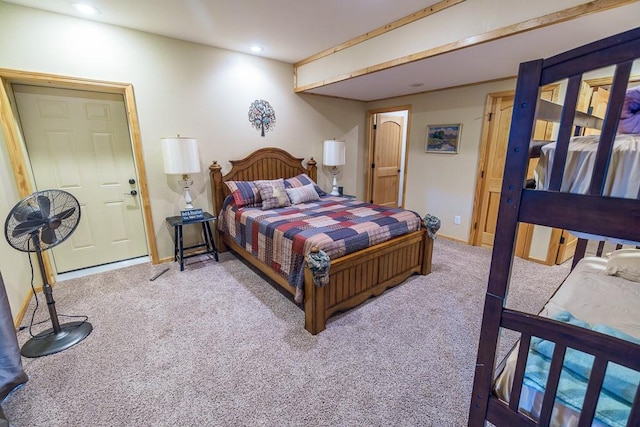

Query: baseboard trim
[437,234,470,244]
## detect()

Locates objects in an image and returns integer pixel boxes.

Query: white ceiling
[3,0,640,101]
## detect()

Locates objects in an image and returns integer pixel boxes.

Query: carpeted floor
[2,239,570,426]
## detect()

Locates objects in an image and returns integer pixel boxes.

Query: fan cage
[4,189,81,253]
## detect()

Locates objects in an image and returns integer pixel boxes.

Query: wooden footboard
[223,227,432,334]
[304,228,432,334]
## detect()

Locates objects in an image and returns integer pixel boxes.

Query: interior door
[475,88,557,256]
[476,94,514,249]
[583,87,610,136]
[13,85,148,273]
[371,114,403,207]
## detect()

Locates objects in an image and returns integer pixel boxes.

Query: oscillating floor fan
[4,189,92,358]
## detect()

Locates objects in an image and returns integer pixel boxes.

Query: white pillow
[285,183,320,205]
[605,248,640,283]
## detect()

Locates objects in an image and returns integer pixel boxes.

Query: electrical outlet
[454,215,461,225]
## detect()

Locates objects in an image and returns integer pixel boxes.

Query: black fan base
[21,321,92,358]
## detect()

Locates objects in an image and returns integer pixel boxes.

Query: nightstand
[166,212,219,271]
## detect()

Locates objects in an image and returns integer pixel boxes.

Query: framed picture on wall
[425,124,461,154]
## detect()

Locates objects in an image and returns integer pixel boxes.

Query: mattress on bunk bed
[493,256,640,427]
[535,133,640,198]
[535,133,640,245]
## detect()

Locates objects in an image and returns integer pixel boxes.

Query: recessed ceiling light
[250,45,263,53]
[409,82,424,88]
[72,3,100,15]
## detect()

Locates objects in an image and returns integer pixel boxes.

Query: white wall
[368,79,517,241]
[0,3,366,319]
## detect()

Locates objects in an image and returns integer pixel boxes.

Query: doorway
[470,87,559,262]
[13,84,148,273]
[366,106,411,207]
[0,69,158,282]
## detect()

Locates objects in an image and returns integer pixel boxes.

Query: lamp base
[330,167,340,196]
[179,175,194,209]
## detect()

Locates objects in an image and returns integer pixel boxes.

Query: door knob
[129,178,136,184]
[125,190,138,196]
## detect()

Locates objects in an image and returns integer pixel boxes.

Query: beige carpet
[2,239,570,426]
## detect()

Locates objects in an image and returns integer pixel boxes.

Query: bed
[209,147,434,335]
[534,133,640,249]
[468,27,640,426]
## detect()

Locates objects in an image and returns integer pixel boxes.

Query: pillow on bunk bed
[255,179,291,210]
[286,183,320,205]
[224,180,262,208]
[619,86,640,134]
[605,248,640,282]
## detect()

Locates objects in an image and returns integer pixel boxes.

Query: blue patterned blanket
[523,311,640,426]
[218,195,422,288]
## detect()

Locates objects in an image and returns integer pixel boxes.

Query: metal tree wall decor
[248,99,276,137]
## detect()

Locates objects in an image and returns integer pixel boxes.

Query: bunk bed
[468,27,640,426]
[209,147,433,335]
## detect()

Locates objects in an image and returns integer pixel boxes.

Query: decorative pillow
[224,181,261,208]
[605,248,640,283]
[286,183,320,205]
[255,179,291,210]
[284,173,326,196]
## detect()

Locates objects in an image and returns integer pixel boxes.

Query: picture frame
[426,124,461,154]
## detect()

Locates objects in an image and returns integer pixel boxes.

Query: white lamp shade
[161,137,201,175]
[323,140,346,166]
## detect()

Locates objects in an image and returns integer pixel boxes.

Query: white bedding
[493,257,640,426]
[535,133,640,245]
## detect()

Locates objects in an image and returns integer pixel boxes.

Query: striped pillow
[284,173,326,196]
[224,181,261,208]
[255,179,291,210]
[286,183,320,205]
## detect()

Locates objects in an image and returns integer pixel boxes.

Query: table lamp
[161,136,201,209]
[323,140,346,196]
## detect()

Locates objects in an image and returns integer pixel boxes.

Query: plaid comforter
[218,195,422,288]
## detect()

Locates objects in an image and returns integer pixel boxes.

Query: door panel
[372,114,403,207]
[583,87,610,136]
[13,85,147,273]
[475,88,558,260]
[477,95,513,248]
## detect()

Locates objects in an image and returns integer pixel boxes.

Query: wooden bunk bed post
[468,59,544,426]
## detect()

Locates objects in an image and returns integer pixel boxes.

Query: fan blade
[41,227,58,245]
[12,219,47,238]
[52,207,76,221]
[37,195,51,219]
[13,205,42,222]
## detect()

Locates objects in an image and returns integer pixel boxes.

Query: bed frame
[469,27,640,426]
[209,147,433,335]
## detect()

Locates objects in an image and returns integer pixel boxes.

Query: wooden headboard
[209,147,318,215]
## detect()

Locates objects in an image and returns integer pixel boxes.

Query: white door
[13,85,148,273]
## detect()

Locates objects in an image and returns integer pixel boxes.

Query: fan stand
[20,235,92,358]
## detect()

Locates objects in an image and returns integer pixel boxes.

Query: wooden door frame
[469,91,514,246]
[471,87,561,259]
[365,105,412,206]
[0,68,158,283]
